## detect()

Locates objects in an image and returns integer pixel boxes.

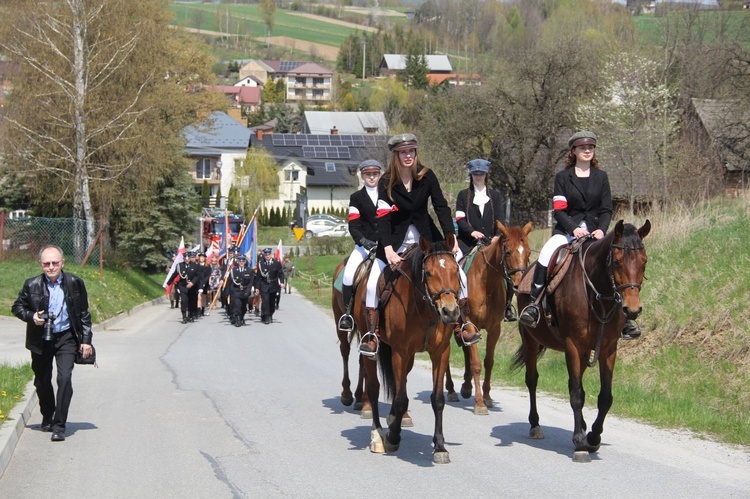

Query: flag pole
[206,208,259,315]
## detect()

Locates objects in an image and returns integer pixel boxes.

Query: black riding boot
[621,319,641,339]
[359,307,379,357]
[181,311,188,324]
[504,281,517,322]
[338,285,354,332]
[519,264,547,328]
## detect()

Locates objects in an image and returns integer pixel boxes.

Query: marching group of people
[337,130,640,359]
[167,246,288,327]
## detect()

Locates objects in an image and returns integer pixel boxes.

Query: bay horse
[514,220,650,462]
[445,221,532,414]
[361,233,463,464]
[332,258,370,417]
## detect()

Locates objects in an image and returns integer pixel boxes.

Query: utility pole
[362,36,366,80]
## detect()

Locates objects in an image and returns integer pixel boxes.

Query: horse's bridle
[396,249,461,324]
[478,237,527,290]
[580,237,645,366]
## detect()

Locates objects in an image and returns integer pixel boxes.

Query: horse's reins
[478,238,527,292]
[579,238,643,367]
[395,249,461,350]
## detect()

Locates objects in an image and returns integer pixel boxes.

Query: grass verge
[0,364,34,426]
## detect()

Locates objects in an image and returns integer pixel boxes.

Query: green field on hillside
[634,10,750,47]
[169,3,372,49]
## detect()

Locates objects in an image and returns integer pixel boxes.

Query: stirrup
[358,332,379,358]
[338,314,354,332]
[455,321,481,347]
[519,304,541,328]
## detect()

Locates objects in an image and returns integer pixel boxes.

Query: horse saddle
[518,238,586,295]
[459,244,481,274]
[333,253,377,293]
[376,244,419,307]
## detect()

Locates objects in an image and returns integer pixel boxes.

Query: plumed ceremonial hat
[359,159,382,172]
[466,159,491,174]
[387,133,418,152]
[568,131,597,149]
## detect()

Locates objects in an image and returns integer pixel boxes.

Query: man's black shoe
[51,431,65,442]
[41,422,53,432]
[621,320,642,340]
[504,306,517,322]
[338,314,354,332]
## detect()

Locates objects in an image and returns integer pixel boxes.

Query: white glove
[198,290,203,294]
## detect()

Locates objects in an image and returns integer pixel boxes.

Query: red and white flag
[274,239,283,261]
[163,236,185,293]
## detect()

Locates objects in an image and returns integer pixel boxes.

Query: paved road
[0,293,748,498]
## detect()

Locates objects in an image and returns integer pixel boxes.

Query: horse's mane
[583,222,642,257]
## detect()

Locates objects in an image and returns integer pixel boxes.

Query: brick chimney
[331,126,338,135]
[256,129,264,140]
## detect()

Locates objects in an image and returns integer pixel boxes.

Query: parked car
[306,214,345,224]
[304,218,343,238]
[315,223,350,238]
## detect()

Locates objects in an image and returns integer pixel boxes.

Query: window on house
[313,77,324,86]
[325,162,336,172]
[285,169,299,181]
[295,77,306,85]
[196,158,212,179]
[313,89,324,98]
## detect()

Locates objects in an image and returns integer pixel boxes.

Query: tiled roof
[302,112,387,135]
[184,111,251,153]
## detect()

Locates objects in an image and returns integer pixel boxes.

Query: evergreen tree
[201,180,210,208]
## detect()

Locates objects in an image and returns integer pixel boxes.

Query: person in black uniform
[455,158,516,322]
[186,251,201,321]
[254,248,285,324]
[196,252,211,317]
[168,250,200,323]
[518,131,640,339]
[338,159,382,332]
[227,254,254,326]
[220,246,238,310]
[12,245,94,442]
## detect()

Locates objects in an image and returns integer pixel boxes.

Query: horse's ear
[445,232,455,249]
[638,219,651,240]
[496,220,508,238]
[419,235,431,254]
[523,222,533,235]
[614,220,625,239]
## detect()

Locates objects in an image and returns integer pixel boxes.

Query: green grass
[0,364,33,426]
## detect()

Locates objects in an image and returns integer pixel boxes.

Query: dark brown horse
[332,258,371,417]
[514,220,650,462]
[445,221,532,414]
[360,234,463,464]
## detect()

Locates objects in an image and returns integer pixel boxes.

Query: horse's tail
[511,344,546,371]
[378,342,395,401]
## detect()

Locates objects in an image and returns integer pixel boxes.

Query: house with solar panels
[250,130,388,214]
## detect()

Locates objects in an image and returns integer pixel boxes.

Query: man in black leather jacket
[12,245,93,442]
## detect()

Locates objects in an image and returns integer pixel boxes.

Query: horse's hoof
[370,429,385,454]
[529,426,544,439]
[447,392,460,403]
[341,395,354,407]
[460,386,472,399]
[360,409,373,420]
[383,435,399,453]
[353,401,364,411]
[474,405,489,416]
[586,433,601,452]
[483,397,495,408]
[401,416,414,428]
[572,451,592,463]
[433,451,451,464]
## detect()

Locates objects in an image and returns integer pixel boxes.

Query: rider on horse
[359,133,481,356]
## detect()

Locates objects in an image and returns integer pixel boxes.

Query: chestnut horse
[445,221,532,414]
[332,258,370,417]
[514,220,650,462]
[360,234,463,464]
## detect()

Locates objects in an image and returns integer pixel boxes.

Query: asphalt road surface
[0,293,747,498]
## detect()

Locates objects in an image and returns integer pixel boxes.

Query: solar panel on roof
[279,61,298,72]
[301,146,351,159]
[272,135,284,145]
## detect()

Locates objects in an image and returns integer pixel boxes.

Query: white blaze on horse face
[518,246,525,257]
[439,258,446,268]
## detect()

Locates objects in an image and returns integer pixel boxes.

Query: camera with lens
[38,297,56,342]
